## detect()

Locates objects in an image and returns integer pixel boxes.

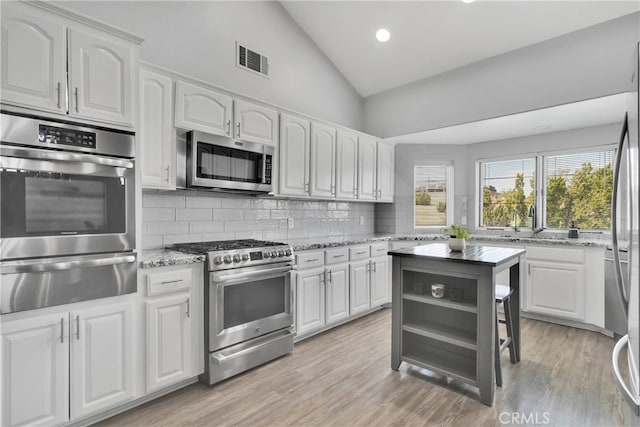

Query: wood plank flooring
[97,309,638,426]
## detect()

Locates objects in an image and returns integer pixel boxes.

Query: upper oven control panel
[39,125,96,149]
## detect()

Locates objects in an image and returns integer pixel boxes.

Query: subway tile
[213,209,245,221]
[143,192,185,208]
[176,208,213,221]
[189,221,225,233]
[234,231,264,240]
[253,199,278,210]
[220,197,253,209]
[147,221,189,236]
[142,208,175,222]
[270,209,291,219]
[264,230,288,241]
[185,195,222,209]
[163,234,203,246]
[141,235,163,250]
[202,232,235,241]
[243,209,271,220]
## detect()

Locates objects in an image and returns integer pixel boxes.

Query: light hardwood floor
[98,309,637,426]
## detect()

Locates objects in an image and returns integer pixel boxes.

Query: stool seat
[494,283,518,387]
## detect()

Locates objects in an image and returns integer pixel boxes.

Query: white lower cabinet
[349,259,371,315]
[525,259,585,321]
[1,301,134,426]
[370,256,390,307]
[295,267,326,336]
[325,263,350,325]
[141,264,203,395]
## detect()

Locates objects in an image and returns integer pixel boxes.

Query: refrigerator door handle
[612,113,629,317]
[612,335,640,415]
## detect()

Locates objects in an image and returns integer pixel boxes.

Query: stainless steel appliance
[0,112,137,314]
[172,239,294,385]
[184,131,274,194]
[605,247,628,339]
[611,43,640,416]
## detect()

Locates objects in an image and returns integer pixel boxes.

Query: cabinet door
[1,313,69,427]
[140,69,175,189]
[376,142,394,202]
[0,2,67,114]
[68,28,134,126]
[326,264,350,325]
[147,295,192,393]
[310,122,337,198]
[336,130,358,199]
[358,135,377,201]
[350,260,371,315]
[370,256,390,306]
[296,268,326,336]
[525,260,585,320]
[279,113,310,197]
[174,81,232,136]
[70,303,134,418]
[234,99,278,146]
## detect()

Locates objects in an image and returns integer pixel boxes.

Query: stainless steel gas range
[172,239,294,385]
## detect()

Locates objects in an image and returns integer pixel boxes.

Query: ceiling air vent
[237,43,269,77]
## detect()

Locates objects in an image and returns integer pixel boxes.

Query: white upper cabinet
[279,113,310,197]
[336,129,359,200]
[376,142,395,202]
[358,135,378,201]
[140,68,175,189]
[67,29,134,126]
[234,99,278,146]
[0,2,67,114]
[310,123,337,199]
[174,81,233,136]
[0,2,139,127]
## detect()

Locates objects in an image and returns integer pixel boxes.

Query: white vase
[448,237,466,252]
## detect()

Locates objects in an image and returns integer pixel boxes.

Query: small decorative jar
[448,237,466,252]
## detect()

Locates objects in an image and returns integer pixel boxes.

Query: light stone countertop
[140,233,610,268]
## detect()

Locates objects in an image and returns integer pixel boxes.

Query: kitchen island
[388,243,526,406]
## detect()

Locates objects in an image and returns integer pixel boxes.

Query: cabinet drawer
[296,251,324,269]
[325,247,349,265]
[526,246,584,264]
[370,242,388,257]
[147,269,192,296]
[350,245,370,261]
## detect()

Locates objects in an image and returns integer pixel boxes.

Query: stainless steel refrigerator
[612,42,640,416]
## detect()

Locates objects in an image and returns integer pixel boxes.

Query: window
[544,149,614,230]
[414,164,454,228]
[479,158,535,228]
[477,147,615,231]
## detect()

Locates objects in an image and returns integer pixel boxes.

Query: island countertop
[388,243,526,267]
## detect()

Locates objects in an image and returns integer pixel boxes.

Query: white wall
[364,12,640,138]
[377,122,622,235]
[55,0,364,130]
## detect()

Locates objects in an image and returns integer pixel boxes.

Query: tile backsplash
[142,190,376,249]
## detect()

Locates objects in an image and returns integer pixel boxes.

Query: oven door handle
[0,145,133,168]
[1,254,136,274]
[212,265,291,285]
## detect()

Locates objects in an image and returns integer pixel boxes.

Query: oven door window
[223,276,286,329]
[1,169,126,238]
[196,142,263,184]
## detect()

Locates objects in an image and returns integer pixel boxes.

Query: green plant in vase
[442,224,469,251]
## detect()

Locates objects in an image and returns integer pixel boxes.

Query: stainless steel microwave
[186,131,274,194]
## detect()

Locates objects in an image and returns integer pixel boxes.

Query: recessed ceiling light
[462,0,475,3]
[376,28,390,42]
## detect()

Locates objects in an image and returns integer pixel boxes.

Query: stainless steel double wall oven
[0,112,137,313]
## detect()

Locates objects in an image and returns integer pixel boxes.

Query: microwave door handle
[0,254,136,274]
[0,145,133,169]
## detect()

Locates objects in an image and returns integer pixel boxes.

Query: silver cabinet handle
[366,262,371,272]
[186,298,190,318]
[328,270,332,283]
[305,259,320,263]
[1,253,136,274]
[56,82,61,108]
[76,315,80,340]
[226,120,231,136]
[372,261,377,272]
[74,87,79,112]
[236,122,241,137]
[332,254,345,259]
[160,279,183,285]
[320,272,325,284]
[165,165,171,183]
[528,264,531,275]
[60,318,64,343]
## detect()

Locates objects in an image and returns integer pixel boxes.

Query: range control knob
[241,254,249,261]
[277,250,284,257]
[263,251,271,258]
[223,255,232,264]
[285,249,292,256]
[232,254,241,263]
[213,256,223,265]
[271,251,279,258]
